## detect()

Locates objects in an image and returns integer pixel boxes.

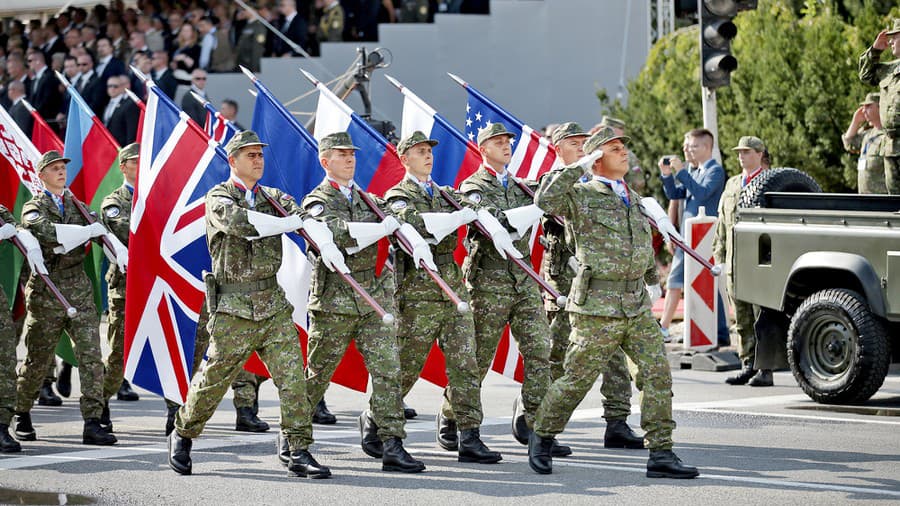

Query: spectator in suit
[41,23,68,59]
[106,22,131,63]
[164,12,185,53]
[181,69,209,125]
[57,55,81,125]
[7,80,33,137]
[64,27,83,51]
[150,51,178,100]
[172,23,201,75]
[75,52,105,115]
[127,31,150,65]
[26,51,62,130]
[102,75,138,146]
[5,54,30,99]
[82,25,98,53]
[95,36,126,87]
[136,15,165,53]
[273,0,308,56]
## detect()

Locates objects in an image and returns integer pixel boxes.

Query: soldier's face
[120,158,139,186]
[230,146,265,185]
[554,135,588,165]
[401,143,433,181]
[863,103,879,123]
[39,161,68,194]
[889,33,900,57]
[321,149,356,186]
[736,149,762,172]
[479,136,512,169]
[595,140,629,179]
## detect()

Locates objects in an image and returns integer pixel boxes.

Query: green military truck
[732,168,900,405]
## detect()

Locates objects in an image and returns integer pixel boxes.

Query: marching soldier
[384,131,501,463]
[302,131,425,473]
[168,131,334,478]
[599,116,647,193]
[541,123,644,449]
[165,307,211,436]
[450,123,568,456]
[530,128,698,478]
[13,151,118,446]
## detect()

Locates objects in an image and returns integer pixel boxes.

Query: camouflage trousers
[232,369,267,410]
[727,275,758,364]
[307,308,405,441]
[885,156,900,194]
[1,290,15,426]
[102,296,125,400]
[534,311,675,451]
[175,306,313,450]
[165,307,211,411]
[398,298,483,430]
[16,270,104,420]
[446,286,550,428]
[548,309,634,421]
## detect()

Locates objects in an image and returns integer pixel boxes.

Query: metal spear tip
[456,301,470,313]
[556,295,568,307]
[711,264,723,277]
[238,65,257,81]
[66,307,78,318]
[381,313,395,325]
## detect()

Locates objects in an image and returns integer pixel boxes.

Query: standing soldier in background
[234,3,269,73]
[842,93,887,194]
[541,123,643,449]
[384,131,501,463]
[859,19,900,194]
[316,0,345,43]
[530,127,697,478]
[14,151,117,446]
[717,136,773,387]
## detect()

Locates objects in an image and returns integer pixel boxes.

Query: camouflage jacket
[859,46,900,154]
[385,176,465,304]
[318,3,344,42]
[539,214,574,312]
[713,174,742,278]
[21,190,93,274]
[843,127,887,194]
[458,165,538,294]
[0,204,15,228]
[205,181,300,321]
[100,184,132,299]
[535,164,657,317]
[301,180,395,315]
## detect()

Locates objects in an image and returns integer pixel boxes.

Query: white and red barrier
[683,206,718,351]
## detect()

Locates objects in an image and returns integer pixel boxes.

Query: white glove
[88,221,108,238]
[576,149,604,172]
[103,232,129,273]
[381,216,401,236]
[639,197,682,245]
[346,216,400,254]
[0,223,16,240]
[476,209,523,260]
[398,223,437,270]
[302,218,349,273]
[503,204,545,239]
[646,283,662,302]
[16,229,48,275]
[53,223,106,253]
[421,207,478,243]
[456,207,478,224]
[245,210,302,239]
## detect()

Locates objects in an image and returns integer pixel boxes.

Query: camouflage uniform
[859,23,900,193]
[165,305,210,412]
[385,175,483,430]
[532,157,675,451]
[0,205,18,426]
[844,127,888,194]
[454,165,551,428]
[174,181,314,451]
[235,19,267,73]
[232,369,266,410]
[303,180,406,441]
[399,0,429,23]
[99,183,132,400]
[16,191,106,420]
[318,2,345,42]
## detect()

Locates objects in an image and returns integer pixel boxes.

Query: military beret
[477,122,515,146]
[599,115,627,131]
[583,126,630,154]
[860,93,880,105]
[886,18,900,36]
[37,150,71,172]
[731,136,766,152]
[397,130,438,155]
[551,122,589,145]
[319,131,359,155]
[225,130,268,156]
[118,142,140,161]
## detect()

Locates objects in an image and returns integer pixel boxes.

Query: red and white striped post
[683,206,718,352]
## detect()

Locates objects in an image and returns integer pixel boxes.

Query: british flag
[203,101,239,146]
[123,82,229,403]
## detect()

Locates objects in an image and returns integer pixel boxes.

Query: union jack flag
[203,102,239,146]
[123,82,229,403]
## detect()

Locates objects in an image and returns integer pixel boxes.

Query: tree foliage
[601,0,900,195]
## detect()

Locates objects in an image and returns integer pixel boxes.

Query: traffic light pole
[701,86,722,162]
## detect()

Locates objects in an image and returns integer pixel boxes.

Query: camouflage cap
[318,131,360,155]
[860,93,880,105]
[397,130,438,155]
[551,122,589,145]
[583,126,630,154]
[225,130,268,156]
[731,136,766,152]
[886,18,900,36]
[599,115,627,131]
[37,150,71,172]
[477,122,515,146]
[118,142,140,161]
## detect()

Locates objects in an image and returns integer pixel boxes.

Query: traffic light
[699,1,738,88]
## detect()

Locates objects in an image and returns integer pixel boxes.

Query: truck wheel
[787,288,890,404]
[739,168,821,208]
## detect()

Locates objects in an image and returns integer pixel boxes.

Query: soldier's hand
[874,29,889,50]
[456,207,478,225]
[852,106,867,125]
[16,229,48,275]
[476,208,523,260]
[576,149,603,172]
[319,242,350,273]
[88,221,108,238]
[0,223,15,240]
[381,216,402,236]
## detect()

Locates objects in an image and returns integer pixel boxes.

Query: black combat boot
[604,419,645,449]
[100,402,113,433]
[358,410,382,458]
[168,431,192,475]
[312,399,337,425]
[13,412,36,441]
[748,369,774,387]
[381,437,425,473]
[83,418,117,445]
[646,449,699,479]
[165,405,179,436]
[458,428,502,464]
[288,449,332,479]
[38,380,62,406]
[235,406,270,432]
[403,402,417,420]
[527,431,554,475]
[551,440,572,457]
[436,412,458,451]
[57,362,72,398]
[117,380,139,401]
[0,424,22,453]
[725,361,756,385]
[277,432,291,466]
[511,396,530,445]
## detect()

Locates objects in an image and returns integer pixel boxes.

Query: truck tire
[739,168,821,208]
[787,288,890,404]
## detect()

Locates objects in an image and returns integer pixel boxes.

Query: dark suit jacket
[29,70,63,122]
[9,100,33,138]
[97,57,126,85]
[77,73,106,116]
[153,68,178,100]
[104,98,139,146]
[42,36,68,59]
[273,14,307,56]
[181,91,208,126]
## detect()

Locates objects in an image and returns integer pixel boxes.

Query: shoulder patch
[104,206,121,218]
[218,196,235,206]
[308,203,325,217]
[24,210,41,222]
[390,199,407,211]
[467,191,483,204]
[280,193,295,202]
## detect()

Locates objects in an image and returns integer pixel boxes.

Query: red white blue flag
[203,101,239,146]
